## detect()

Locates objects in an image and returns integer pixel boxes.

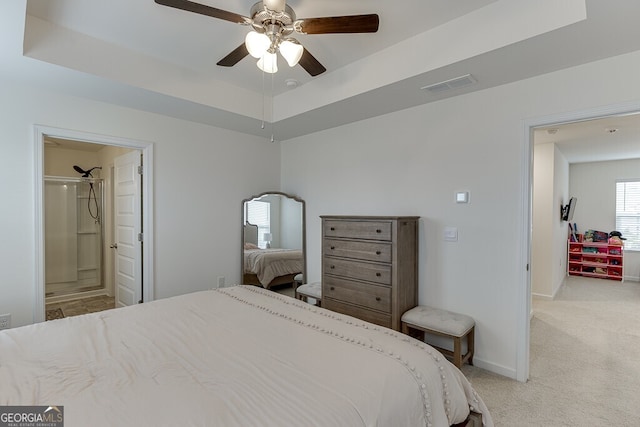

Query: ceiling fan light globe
[279,39,303,67]
[245,31,270,59]
[257,52,278,73]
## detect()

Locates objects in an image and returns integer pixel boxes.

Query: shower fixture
[73,165,102,223]
[73,165,101,177]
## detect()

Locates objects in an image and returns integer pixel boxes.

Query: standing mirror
[241,191,306,290]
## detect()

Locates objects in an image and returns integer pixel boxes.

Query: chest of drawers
[321,216,419,331]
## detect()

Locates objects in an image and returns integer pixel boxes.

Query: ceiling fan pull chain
[261,69,265,129]
[270,71,276,143]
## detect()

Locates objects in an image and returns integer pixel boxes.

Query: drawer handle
[376,297,381,301]
[330,227,335,231]
[376,229,382,233]
[375,251,381,255]
[330,246,335,250]
[376,272,381,277]
[330,265,335,269]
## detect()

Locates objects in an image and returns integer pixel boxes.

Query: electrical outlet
[0,314,11,330]
[217,276,225,288]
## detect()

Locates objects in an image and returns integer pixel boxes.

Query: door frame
[517,99,640,382]
[33,125,154,323]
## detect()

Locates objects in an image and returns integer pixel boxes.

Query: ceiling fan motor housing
[250,2,295,37]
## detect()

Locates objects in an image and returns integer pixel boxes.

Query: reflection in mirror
[242,192,306,291]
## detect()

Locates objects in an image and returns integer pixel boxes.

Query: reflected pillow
[244,243,259,250]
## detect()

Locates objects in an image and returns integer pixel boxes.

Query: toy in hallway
[584,229,608,242]
[608,231,626,246]
[568,223,579,242]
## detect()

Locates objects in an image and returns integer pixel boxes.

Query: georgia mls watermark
[0,406,63,427]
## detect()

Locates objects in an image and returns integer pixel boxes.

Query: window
[246,200,270,248]
[615,180,640,251]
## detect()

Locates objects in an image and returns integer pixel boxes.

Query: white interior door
[114,151,142,307]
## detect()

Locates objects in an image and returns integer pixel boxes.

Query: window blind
[615,180,640,251]
[246,200,271,248]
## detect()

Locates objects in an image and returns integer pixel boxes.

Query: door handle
[110,243,118,249]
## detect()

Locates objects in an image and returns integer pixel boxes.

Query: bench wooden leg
[453,336,462,368]
[468,327,474,366]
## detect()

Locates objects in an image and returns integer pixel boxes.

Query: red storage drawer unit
[567,238,624,282]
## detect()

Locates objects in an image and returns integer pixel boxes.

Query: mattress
[0,286,492,426]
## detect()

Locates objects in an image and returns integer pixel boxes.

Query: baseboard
[624,275,639,282]
[469,357,517,380]
[45,289,109,304]
[531,292,553,300]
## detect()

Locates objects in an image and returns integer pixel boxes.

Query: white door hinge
[138,232,144,242]
[137,165,143,175]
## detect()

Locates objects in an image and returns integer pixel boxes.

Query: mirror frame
[241,191,306,287]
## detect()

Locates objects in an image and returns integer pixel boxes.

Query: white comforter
[0,286,492,426]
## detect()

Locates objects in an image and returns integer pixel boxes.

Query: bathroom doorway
[34,125,154,323]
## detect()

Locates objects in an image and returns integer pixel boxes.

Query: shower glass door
[44,177,104,298]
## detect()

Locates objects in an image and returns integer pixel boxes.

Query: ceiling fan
[154,0,379,76]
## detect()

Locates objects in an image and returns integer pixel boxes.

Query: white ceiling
[25,0,496,96]
[2,0,640,161]
[534,113,640,164]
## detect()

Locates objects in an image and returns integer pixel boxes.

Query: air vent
[421,74,477,94]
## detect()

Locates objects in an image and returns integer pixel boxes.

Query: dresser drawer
[324,257,391,285]
[324,238,392,263]
[324,220,392,241]
[323,298,392,329]
[323,277,391,313]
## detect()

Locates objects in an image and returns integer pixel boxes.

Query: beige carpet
[461,276,640,426]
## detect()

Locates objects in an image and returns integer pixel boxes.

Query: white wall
[0,81,280,328]
[280,197,303,250]
[533,143,555,297]
[281,49,640,378]
[570,158,640,281]
[45,146,100,177]
[552,146,570,294]
[533,143,571,298]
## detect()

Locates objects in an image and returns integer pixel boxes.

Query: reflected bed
[243,247,303,288]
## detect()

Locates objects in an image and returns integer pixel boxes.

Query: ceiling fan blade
[154,0,249,25]
[217,44,250,67]
[298,48,326,76]
[297,14,379,34]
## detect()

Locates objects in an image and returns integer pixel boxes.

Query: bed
[0,286,492,426]
[243,247,304,288]
[243,223,303,288]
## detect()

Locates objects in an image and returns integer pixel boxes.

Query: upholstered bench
[295,282,322,307]
[293,273,303,293]
[401,306,475,369]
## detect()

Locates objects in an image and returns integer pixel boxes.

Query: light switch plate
[444,227,458,242]
[456,192,469,203]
